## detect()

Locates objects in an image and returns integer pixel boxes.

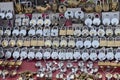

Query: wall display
[0,0,120,80]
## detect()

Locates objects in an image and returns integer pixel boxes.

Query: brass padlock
[107,37,115,47]
[58,4,67,13]
[102,0,110,12]
[115,37,120,47]
[111,0,118,11]
[84,1,94,13]
[9,37,16,47]
[15,3,23,14]
[16,39,23,47]
[67,27,74,35]
[37,37,45,47]
[100,37,107,47]
[95,0,102,12]
[1,38,8,47]
[23,37,30,47]
[59,27,66,36]
[30,37,37,46]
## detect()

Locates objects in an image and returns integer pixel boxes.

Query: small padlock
[102,0,110,12]
[111,14,119,25]
[95,0,102,12]
[58,49,66,60]
[1,38,9,47]
[37,37,44,47]
[111,0,118,11]
[66,27,74,36]
[4,28,11,36]
[90,49,97,61]
[22,16,29,26]
[66,48,73,60]
[52,37,59,48]
[20,48,28,60]
[82,27,89,37]
[44,37,52,47]
[60,37,67,47]
[106,48,114,60]
[15,17,22,26]
[58,4,67,13]
[92,37,100,48]
[0,27,3,36]
[30,36,37,46]
[89,28,97,37]
[5,10,13,19]
[23,37,30,47]
[43,26,50,36]
[76,38,83,48]
[9,37,16,47]
[0,10,5,19]
[28,48,35,60]
[30,17,37,26]
[12,27,19,36]
[84,16,93,27]
[102,14,110,25]
[75,10,84,19]
[64,11,74,19]
[73,48,81,60]
[107,37,115,47]
[51,26,58,36]
[37,18,44,26]
[16,38,23,47]
[12,47,20,59]
[44,19,51,26]
[28,27,36,36]
[98,48,106,61]
[5,48,12,59]
[81,49,89,61]
[93,14,101,26]
[115,37,120,47]
[100,37,107,47]
[68,37,75,48]
[97,26,105,37]
[106,26,113,36]
[51,49,59,60]
[115,48,120,61]
[43,48,51,59]
[59,27,66,36]
[73,26,81,37]
[19,26,27,36]
[115,27,120,36]
[84,37,91,48]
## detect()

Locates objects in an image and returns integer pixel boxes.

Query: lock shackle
[96,0,101,5]
[90,48,96,53]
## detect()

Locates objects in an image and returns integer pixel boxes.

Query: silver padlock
[19,26,27,36]
[90,49,97,61]
[5,10,13,19]
[115,48,120,61]
[43,48,51,59]
[81,49,89,61]
[98,48,106,61]
[36,26,43,36]
[51,26,58,36]
[75,10,84,19]
[64,10,74,19]
[58,49,66,60]
[84,37,91,48]
[22,16,29,26]
[73,48,81,60]
[20,47,28,60]
[4,27,11,36]
[43,26,50,36]
[0,10,5,19]
[51,49,59,60]
[92,37,100,48]
[12,27,19,36]
[28,27,36,36]
[5,48,12,59]
[66,48,73,60]
[30,17,37,26]
[106,48,114,60]
[35,48,43,60]
[12,47,20,60]
[76,38,83,48]
[84,15,93,27]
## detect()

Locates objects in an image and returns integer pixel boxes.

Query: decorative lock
[35,49,43,60]
[30,17,37,26]
[115,37,120,47]
[43,26,50,36]
[20,48,28,60]
[1,38,9,47]
[82,26,89,37]
[9,37,16,47]
[102,0,110,12]
[73,48,81,60]
[95,0,102,12]
[73,26,81,37]
[51,49,59,60]
[19,26,27,36]
[5,10,13,19]
[58,49,66,60]
[12,27,19,36]
[30,36,37,47]
[90,49,97,61]
[59,27,66,36]
[51,26,58,36]
[37,37,44,47]
[97,25,105,37]
[52,37,59,48]
[98,48,106,61]
[66,27,74,36]
[66,48,73,60]
[92,37,100,48]
[107,37,115,47]
[81,49,89,61]
[44,37,52,47]
[28,48,35,60]
[43,48,51,59]
[22,16,29,26]
[12,47,20,60]
[23,37,30,47]
[60,37,67,47]
[106,48,114,60]
[0,10,5,19]
[84,37,91,48]
[28,27,36,36]
[68,37,75,48]
[64,11,74,19]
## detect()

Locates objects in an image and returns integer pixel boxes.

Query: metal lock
[89,28,97,37]
[59,15,66,26]
[36,27,43,36]
[73,48,81,60]
[60,37,67,47]
[44,37,52,47]
[43,26,50,36]
[58,4,67,13]
[102,0,110,12]
[102,14,110,25]
[24,1,33,13]
[115,26,120,36]
[15,17,22,26]
[106,26,113,36]
[5,10,13,19]
[115,37,120,47]
[82,27,89,37]
[84,16,93,27]
[12,47,20,60]
[44,18,51,26]
[106,73,112,80]
[16,38,23,47]
[111,0,118,11]
[106,48,114,60]
[20,48,28,60]
[66,48,73,60]
[100,37,107,47]
[115,48,120,61]
[0,27,3,36]
[0,10,5,19]
[5,48,12,59]
[107,37,115,47]
[30,17,37,26]
[28,48,35,60]
[52,37,59,48]
[37,18,44,26]
[52,15,59,25]
[58,49,66,60]
[43,48,51,59]
[98,48,106,61]
[35,49,43,60]
[51,26,58,36]
[87,61,93,69]
[92,37,100,48]
[37,37,44,47]
[93,14,101,26]
[64,10,74,19]
[81,49,89,61]
[111,14,119,25]
[66,27,74,36]
[76,38,83,48]
[97,25,105,37]
[59,27,66,36]
[28,27,36,36]
[19,26,26,36]
[68,37,75,48]
[22,16,29,26]
[73,26,81,37]
[95,0,102,13]
[9,37,16,47]
[90,49,98,61]
[1,38,9,47]
[23,37,30,47]
[51,49,58,60]
[84,37,91,48]
[12,27,19,36]
[4,28,11,36]
[75,10,84,19]
[30,36,37,46]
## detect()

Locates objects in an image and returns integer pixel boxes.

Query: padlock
[23,37,30,47]
[44,37,52,47]
[35,49,43,60]
[73,26,81,37]
[37,37,44,47]
[93,14,101,26]
[84,37,91,48]
[19,26,27,36]
[51,49,58,60]
[36,27,43,36]
[20,48,28,60]
[9,37,16,47]
[60,37,67,47]
[22,16,29,26]
[5,49,12,59]
[24,1,33,13]
[15,17,22,26]
[91,37,100,48]
[30,17,37,26]
[81,49,89,61]
[30,36,37,46]
[0,47,4,58]
[115,27,120,36]
[95,0,102,12]
[100,37,107,47]
[106,73,112,80]
[1,38,9,47]
[52,16,59,25]
[102,0,110,12]
[75,10,84,19]
[106,48,114,60]
[0,10,5,19]
[37,18,44,26]
[43,48,51,59]
[51,26,58,36]
[58,4,67,13]
[44,19,51,26]
[66,27,74,36]
[76,38,83,48]
[107,37,115,47]
[43,27,50,36]
[111,0,118,11]
[28,27,36,36]
[59,15,66,26]
[12,47,20,59]
[111,14,119,25]
[98,48,106,61]
[28,48,35,60]
[58,49,66,60]
[16,38,23,47]
[73,48,81,60]
[89,28,97,37]
[64,11,74,19]
[4,28,11,36]
[84,1,94,12]
[12,27,19,36]
[90,49,97,61]
[66,48,73,60]
[5,10,13,19]
[84,16,93,27]
[102,14,110,25]
[68,37,75,48]
[115,48,120,61]
[59,27,66,36]
[0,27,3,36]
[52,37,59,48]
[115,37,120,47]
[82,27,89,37]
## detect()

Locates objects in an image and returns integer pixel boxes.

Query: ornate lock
[95,0,102,12]
[37,37,44,47]
[12,27,19,36]
[12,47,20,60]
[59,27,66,36]
[9,37,16,47]
[44,37,52,47]
[66,48,73,60]
[51,26,58,36]
[28,48,35,60]
[92,37,100,48]
[35,49,43,60]
[30,36,37,47]
[84,37,91,48]
[60,37,67,47]
[22,16,29,26]
[81,49,89,61]
[90,49,97,61]
[19,26,27,36]
[52,37,59,48]
[58,4,67,13]
[43,26,50,36]
[28,27,36,36]
[98,48,106,61]
[106,48,114,60]
[111,0,118,11]
[51,49,58,60]
[20,47,28,60]
[102,0,110,12]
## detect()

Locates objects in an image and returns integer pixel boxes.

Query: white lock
[4,29,11,36]
[35,52,43,60]
[15,18,22,26]
[22,17,29,26]
[68,38,75,48]
[75,10,84,19]
[5,50,12,59]
[73,51,81,60]
[44,19,51,26]
[51,27,58,36]
[93,17,101,25]
[90,29,97,37]
[5,11,13,19]
[36,27,43,36]
[43,51,51,59]
[74,29,81,36]
[115,48,120,61]
[28,51,35,60]
[84,39,91,48]
[19,29,26,36]
[66,49,73,60]
[78,61,84,67]
[0,11,5,19]
[90,50,97,61]
[76,38,83,48]
[0,29,3,36]
[82,27,89,37]
[51,51,58,60]
[97,28,105,37]
[43,27,50,36]
[92,39,99,48]
[106,28,113,36]
[30,19,37,26]
[98,51,106,61]
[13,51,20,59]
[45,39,52,47]
[111,18,119,25]
[115,28,120,36]
[85,18,92,27]
[28,28,35,36]
[106,52,114,60]
[103,18,110,25]
[60,39,67,47]
[64,11,74,19]
[82,50,89,61]
[12,28,19,36]
[37,19,44,26]
[58,50,66,60]
[20,50,28,59]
